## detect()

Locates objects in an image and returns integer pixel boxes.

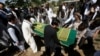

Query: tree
[31,0,48,5]
[16,0,25,6]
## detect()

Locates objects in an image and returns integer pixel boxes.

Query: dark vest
[7,24,23,42]
[0,23,14,47]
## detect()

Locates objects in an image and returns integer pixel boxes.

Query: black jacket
[44,25,60,47]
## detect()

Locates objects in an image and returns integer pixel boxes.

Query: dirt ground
[15,35,100,56]
[0,35,100,56]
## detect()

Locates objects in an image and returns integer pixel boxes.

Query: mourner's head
[24,15,31,21]
[8,15,17,24]
[51,17,60,28]
[0,2,5,10]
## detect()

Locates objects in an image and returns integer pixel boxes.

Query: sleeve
[95,27,100,31]
[53,31,60,45]
[84,8,90,15]
[64,17,72,24]
[92,6,100,20]
[8,28,19,43]
[92,11,97,20]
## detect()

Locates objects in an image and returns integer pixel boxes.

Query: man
[0,2,12,53]
[0,2,8,26]
[7,15,25,51]
[64,4,75,27]
[9,5,21,25]
[45,3,54,24]
[22,15,37,53]
[42,18,62,56]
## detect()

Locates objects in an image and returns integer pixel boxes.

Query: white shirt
[22,20,35,43]
[62,5,66,11]
[64,8,75,24]
[45,8,54,24]
[8,22,19,43]
[22,19,37,53]
[46,8,53,18]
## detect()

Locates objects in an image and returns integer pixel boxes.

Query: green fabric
[34,23,46,38]
[57,28,71,41]
[33,23,77,47]
[60,29,77,47]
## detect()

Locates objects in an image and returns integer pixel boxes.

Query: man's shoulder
[45,25,52,29]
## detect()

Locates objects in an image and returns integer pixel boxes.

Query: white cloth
[36,12,40,23]
[92,0,97,4]
[62,5,66,11]
[46,8,53,24]
[92,6,100,20]
[84,8,90,15]
[30,17,36,24]
[22,20,37,53]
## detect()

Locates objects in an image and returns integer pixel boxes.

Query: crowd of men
[0,0,100,56]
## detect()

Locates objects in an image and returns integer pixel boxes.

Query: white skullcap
[92,0,97,4]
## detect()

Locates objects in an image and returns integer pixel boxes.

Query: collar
[23,19,32,25]
[8,22,16,26]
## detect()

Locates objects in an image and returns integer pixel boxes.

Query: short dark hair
[8,15,16,22]
[24,15,31,20]
[51,17,60,26]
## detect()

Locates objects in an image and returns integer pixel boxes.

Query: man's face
[0,4,3,9]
